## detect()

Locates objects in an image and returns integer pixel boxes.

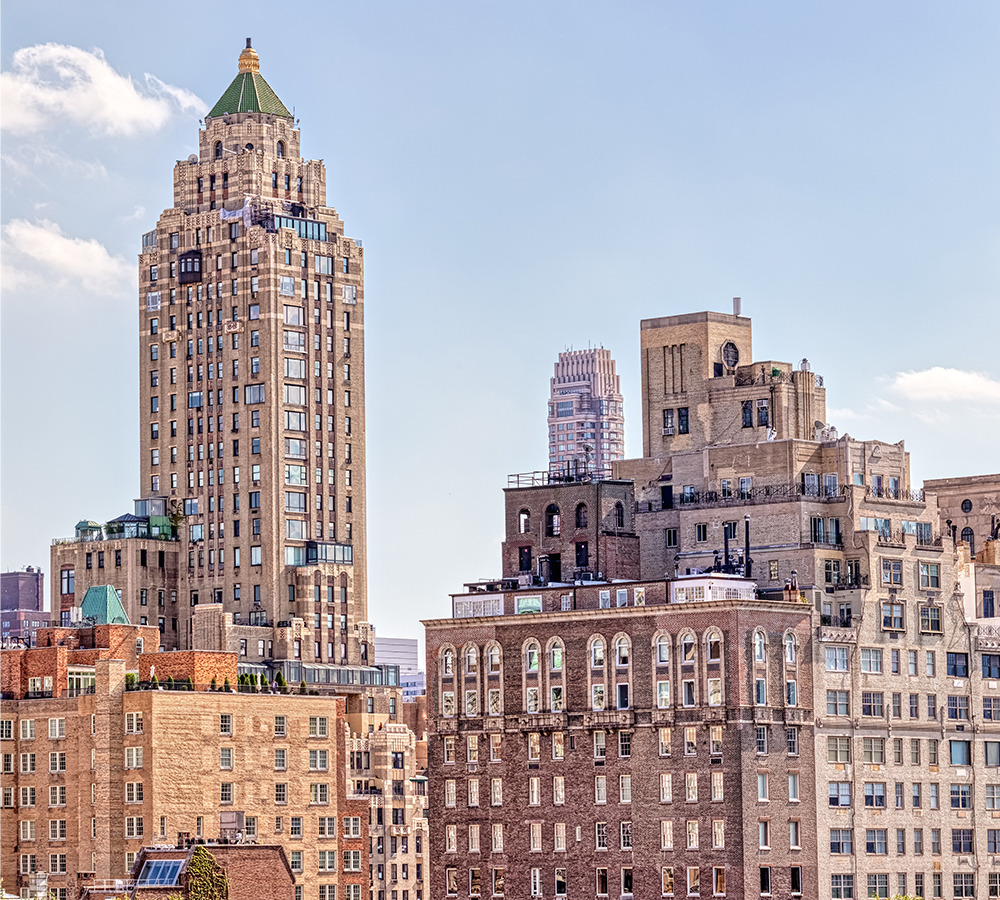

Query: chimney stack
[733,297,742,317]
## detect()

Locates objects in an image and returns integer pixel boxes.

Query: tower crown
[238,39,260,73]
[207,39,291,118]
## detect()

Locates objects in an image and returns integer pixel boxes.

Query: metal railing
[865,486,924,503]
[637,482,847,512]
[52,530,178,546]
[67,686,96,697]
[508,463,616,488]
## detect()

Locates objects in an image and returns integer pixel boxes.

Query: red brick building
[424,574,816,900]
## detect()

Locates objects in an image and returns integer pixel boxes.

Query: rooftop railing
[52,529,178,546]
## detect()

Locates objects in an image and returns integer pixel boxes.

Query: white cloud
[1,219,133,296]
[0,43,206,136]
[1,146,109,180]
[890,367,1000,404]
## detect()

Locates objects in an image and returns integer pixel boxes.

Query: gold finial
[238,38,260,73]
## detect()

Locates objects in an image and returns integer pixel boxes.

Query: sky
[2,2,998,650]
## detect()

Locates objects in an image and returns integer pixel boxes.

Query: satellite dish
[187,154,198,164]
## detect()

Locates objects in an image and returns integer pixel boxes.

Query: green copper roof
[208,71,291,118]
[80,585,130,626]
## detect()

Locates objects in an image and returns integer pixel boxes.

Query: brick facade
[425,579,816,900]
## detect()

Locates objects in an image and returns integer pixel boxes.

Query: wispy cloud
[890,367,1000,404]
[1,219,133,295]
[1,146,109,181]
[0,43,206,136]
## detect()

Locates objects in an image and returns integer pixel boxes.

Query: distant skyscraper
[375,636,426,701]
[547,348,624,474]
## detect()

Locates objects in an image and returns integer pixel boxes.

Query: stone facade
[924,473,1000,557]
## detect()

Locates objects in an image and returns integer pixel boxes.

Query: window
[947,653,969,677]
[919,605,943,633]
[826,647,849,671]
[920,563,941,589]
[828,690,850,715]
[882,603,904,630]
[831,828,853,853]
[861,648,883,673]
[864,783,886,809]
[950,741,972,765]
[868,875,889,899]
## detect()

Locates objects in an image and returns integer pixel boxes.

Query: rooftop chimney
[733,297,741,316]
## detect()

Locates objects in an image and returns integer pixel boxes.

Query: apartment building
[127,38,367,664]
[0,623,367,900]
[348,723,429,900]
[425,573,816,900]
[547,348,625,474]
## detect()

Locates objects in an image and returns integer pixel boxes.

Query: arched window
[545,505,561,537]
[214,141,223,160]
[784,634,796,664]
[442,649,455,675]
[526,642,540,672]
[754,631,766,663]
[518,509,531,534]
[962,527,975,553]
[576,503,588,528]
[487,645,501,673]
[550,642,564,670]
[681,634,695,662]
[616,637,630,667]
[465,647,478,674]
[276,140,285,158]
[614,501,625,529]
[707,632,722,662]
[591,638,605,668]
[656,636,670,664]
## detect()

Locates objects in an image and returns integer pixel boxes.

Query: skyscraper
[136,40,368,664]
[547,348,624,475]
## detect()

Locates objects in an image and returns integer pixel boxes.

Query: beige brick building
[29,41,428,900]
[1,624,367,900]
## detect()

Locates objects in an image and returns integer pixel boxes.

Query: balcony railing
[637,482,847,512]
[865,486,924,503]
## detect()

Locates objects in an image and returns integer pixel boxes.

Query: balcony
[508,712,567,731]
[817,618,861,644]
[975,624,1000,652]
[636,481,846,513]
[865,486,924,503]
[583,709,634,728]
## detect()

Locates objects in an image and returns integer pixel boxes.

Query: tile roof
[208,71,291,118]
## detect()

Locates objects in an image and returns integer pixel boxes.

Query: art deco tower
[547,348,625,474]
[138,41,369,667]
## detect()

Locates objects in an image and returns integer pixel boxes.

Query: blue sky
[2,2,998,645]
